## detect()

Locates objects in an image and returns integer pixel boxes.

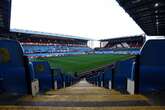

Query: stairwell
[0,79,165,110]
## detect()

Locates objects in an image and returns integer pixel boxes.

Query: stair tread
[0,106,165,110]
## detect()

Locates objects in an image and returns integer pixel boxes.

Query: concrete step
[0,106,165,110]
[0,79,164,109]
[20,94,148,102]
[46,80,120,95]
[45,88,121,95]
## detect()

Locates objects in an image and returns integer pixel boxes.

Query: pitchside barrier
[0,40,39,96]
[32,61,53,92]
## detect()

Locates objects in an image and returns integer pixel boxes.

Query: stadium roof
[0,0,11,32]
[1,0,165,39]
[100,35,145,42]
[116,0,165,36]
[10,28,92,41]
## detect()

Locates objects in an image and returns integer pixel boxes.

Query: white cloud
[10,0,144,40]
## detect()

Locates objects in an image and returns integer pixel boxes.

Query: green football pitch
[32,54,134,75]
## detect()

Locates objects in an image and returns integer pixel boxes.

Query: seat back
[0,40,29,94]
[139,39,165,92]
[32,61,52,92]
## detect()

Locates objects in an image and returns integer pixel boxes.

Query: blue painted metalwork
[139,39,165,93]
[54,68,64,89]
[103,67,112,88]
[0,40,35,94]
[32,61,52,92]
[114,59,134,92]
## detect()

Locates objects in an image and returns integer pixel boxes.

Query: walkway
[0,79,165,110]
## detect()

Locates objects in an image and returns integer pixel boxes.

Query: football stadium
[0,0,165,110]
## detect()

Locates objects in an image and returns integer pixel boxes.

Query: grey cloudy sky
[10,0,144,40]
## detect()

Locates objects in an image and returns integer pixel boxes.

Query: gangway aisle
[0,79,165,110]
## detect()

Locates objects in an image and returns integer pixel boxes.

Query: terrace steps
[0,79,165,110]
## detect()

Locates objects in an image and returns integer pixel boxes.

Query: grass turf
[32,54,134,75]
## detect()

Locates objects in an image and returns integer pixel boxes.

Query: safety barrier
[86,58,135,93]
[53,68,78,89]
[53,68,65,89]
[138,39,165,93]
[0,40,38,95]
[32,61,53,92]
[87,40,165,95]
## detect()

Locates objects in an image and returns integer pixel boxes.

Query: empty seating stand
[0,39,39,96]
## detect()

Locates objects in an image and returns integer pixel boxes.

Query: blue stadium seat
[0,40,37,95]
[32,61,52,92]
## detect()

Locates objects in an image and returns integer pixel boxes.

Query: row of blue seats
[87,39,165,94]
[0,40,79,96]
[95,50,140,55]
[95,48,140,55]
[22,45,92,54]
